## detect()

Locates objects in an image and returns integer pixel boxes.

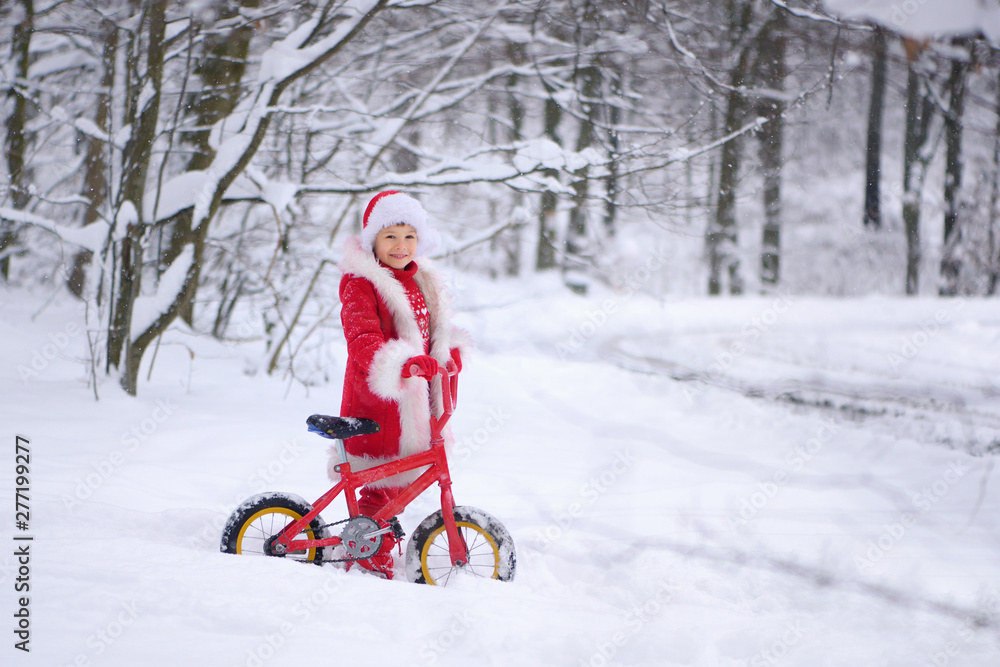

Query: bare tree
[863,26,888,229]
[1,0,33,280]
[938,38,971,296]
[756,6,787,289]
[67,18,116,298]
[537,72,564,272]
[990,63,1000,295]
[107,0,390,394]
[901,41,938,295]
[164,0,259,324]
[564,0,602,294]
[107,0,169,379]
[708,0,754,296]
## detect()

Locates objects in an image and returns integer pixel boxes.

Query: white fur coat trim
[334,238,467,488]
[326,450,429,490]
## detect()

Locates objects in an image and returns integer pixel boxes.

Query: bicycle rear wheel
[221,492,330,564]
[405,506,516,585]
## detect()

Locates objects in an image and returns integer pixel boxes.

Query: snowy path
[2,285,1000,666]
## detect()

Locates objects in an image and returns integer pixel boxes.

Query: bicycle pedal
[388,516,405,540]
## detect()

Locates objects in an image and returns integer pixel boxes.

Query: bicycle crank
[340,516,383,559]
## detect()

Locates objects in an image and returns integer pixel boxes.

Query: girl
[334,190,466,578]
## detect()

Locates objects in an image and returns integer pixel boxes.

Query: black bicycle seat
[306,414,380,440]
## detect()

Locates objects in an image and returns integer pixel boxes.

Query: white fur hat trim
[361,191,439,255]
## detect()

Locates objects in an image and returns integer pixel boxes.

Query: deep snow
[2,276,1000,666]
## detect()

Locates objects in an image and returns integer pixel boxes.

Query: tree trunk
[120,0,389,394]
[939,42,970,296]
[565,26,601,295]
[1,0,34,280]
[901,58,935,296]
[757,9,786,289]
[68,20,116,298]
[109,0,168,388]
[505,41,526,276]
[603,56,623,237]
[167,0,258,324]
[864,26,888,229]
[989,66,1000,296]
[536,84,562,272]
[708,0,753,296]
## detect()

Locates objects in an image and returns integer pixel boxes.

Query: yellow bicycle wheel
[405,507,516,585]
[221,493,328,563]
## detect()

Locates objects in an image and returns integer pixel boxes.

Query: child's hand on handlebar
[402,355,439,379]
[446,348,462,375]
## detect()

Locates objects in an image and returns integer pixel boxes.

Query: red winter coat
[331,237,468,489]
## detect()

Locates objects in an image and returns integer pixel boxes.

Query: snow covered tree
[1,0,33,280]
[66,17,116,298]
[938,38,972,296]
[901,41,938,296]
[755,5,787,289]
[564,0,603,294]
[863,25,888,230]
[708,0,755,296]
[7,0,1000,400]
[106,0,169,384]
[990,63,1000,296]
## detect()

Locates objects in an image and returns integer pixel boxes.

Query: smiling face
[373,224,419,269]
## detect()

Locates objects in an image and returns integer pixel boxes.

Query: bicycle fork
[362,478,467,566]
[438,481,469,567]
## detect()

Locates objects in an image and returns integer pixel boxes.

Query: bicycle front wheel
[220,492,329,564]
[405,506,516,585]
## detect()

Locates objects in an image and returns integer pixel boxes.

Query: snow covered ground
[2,277,1000,666]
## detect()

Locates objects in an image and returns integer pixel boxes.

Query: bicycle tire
[220,492,330,564]
[405,506,516,585]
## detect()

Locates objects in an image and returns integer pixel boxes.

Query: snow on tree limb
[771,0,860,28]
[130,246,194,339]
[823,0,1000,41]
[297,138,609,195]
[191,0,389,232]
[146,171,264,224]
[0,207,109,252]
[126,0,391,386]
[432,219,516,259]
[364,12,495,172]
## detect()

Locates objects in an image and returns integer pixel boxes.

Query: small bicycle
[220,364,516,585]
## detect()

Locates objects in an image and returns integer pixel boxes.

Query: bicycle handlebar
[406,364,458,381]
[407,364,459,418]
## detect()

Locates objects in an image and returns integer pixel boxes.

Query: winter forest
[5,2,1000,666]
[1,0,998,395]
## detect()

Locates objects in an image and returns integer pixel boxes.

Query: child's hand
[402,355,439,379]
[446,348,462,374]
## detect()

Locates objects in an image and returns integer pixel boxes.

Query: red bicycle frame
[272,367,470,566]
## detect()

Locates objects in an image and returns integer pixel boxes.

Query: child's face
[374,224,418,269]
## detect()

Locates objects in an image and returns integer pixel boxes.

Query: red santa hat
[361,190,439,255]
